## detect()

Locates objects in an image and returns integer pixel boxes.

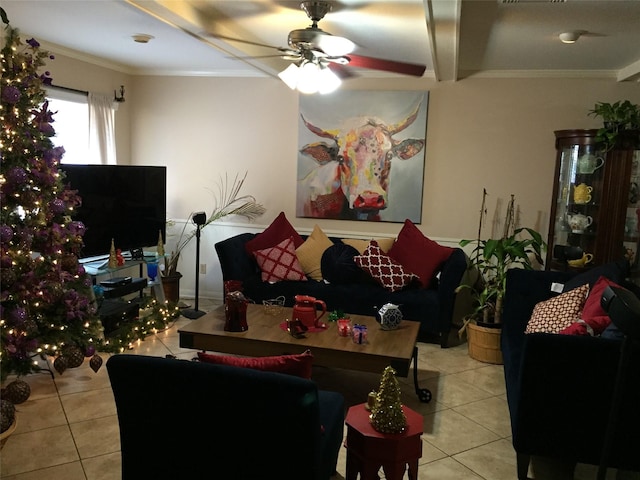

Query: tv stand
[87,261,150,335]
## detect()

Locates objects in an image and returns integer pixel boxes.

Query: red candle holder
[337,319,352,337]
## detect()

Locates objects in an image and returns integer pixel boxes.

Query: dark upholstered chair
[107,354,345,480]
[501,266,640,479]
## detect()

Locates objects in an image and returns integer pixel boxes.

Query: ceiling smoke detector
[559,31,582,44]
[132,34,154,44]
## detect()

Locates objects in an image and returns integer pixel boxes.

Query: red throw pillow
[388,219,453,288]
[560,276,618,336]
[197,350,313,379]
[245,211,304,255]
[254,237,307,283]
[354,240,419,292]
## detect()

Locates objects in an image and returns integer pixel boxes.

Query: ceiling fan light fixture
[559,31,581,44]
[318,66,341,94]
[278,63,300,90]
[297,61,322,94]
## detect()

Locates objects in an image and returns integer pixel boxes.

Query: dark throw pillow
[321,243,369,284]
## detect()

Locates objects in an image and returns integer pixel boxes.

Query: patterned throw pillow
[525,283,590,334]
[254,237,307,283]
[354,240,419,292]
[295,225,334,281]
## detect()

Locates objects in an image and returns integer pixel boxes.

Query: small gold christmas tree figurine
[108,238,118,269]
[157,230,165,257]
[370,366,407,434]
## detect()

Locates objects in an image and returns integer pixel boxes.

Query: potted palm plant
[160,172,265,302]
[459,190,546,363]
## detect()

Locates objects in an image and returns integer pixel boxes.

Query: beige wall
[130,74,640,239]
[47,53,640,299]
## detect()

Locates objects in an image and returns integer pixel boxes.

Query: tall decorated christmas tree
[0,14,105,382]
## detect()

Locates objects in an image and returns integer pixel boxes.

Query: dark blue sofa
[215,232,468,346]
[501,265,640,478]
[107,354,345,480]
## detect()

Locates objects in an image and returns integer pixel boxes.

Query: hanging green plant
[588,100,640,152]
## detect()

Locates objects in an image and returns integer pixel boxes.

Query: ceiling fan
[205,1,426,83]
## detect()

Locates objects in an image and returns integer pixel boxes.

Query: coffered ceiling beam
[425,0,462,82]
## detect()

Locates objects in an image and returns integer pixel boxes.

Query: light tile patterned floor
[1,298,638,480]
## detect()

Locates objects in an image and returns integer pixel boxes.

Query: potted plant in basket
[160,173,265,302]
[458,190,546,363]
[588,100,640,152]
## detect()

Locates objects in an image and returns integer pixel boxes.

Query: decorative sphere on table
[377,303,402,330]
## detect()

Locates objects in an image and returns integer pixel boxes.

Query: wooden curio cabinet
[546,129,640,277]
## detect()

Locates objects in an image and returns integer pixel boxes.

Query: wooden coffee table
[178,304,431,402]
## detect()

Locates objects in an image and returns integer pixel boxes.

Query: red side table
[344,403,423,480]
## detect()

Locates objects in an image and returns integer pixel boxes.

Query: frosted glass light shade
[278,63,300,90]
[297,62,321,94]
[318,67,341,94]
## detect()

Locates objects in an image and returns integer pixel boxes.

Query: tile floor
[0,298,638,480]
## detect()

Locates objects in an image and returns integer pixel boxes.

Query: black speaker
[192,212,206,226]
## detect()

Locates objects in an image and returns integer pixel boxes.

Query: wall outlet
[199,264,206,275]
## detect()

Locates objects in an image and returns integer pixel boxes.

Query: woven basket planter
[467,321,503,365]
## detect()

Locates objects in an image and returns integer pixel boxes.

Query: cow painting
[296,94,427,222]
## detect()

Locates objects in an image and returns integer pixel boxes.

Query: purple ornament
[68,221,86,236]
[49,198,66,214]
[0,224,13,243]
[85,345,96,357]
[9,307,27,326]
[26,38,40,48]
[1,86,21,104]
[6,167,28,187]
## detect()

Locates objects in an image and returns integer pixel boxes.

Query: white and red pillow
[354,240,419,292]
[254,237,307,283]
[525,283,590,334]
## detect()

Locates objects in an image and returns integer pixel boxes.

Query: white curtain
[88,93,117,165]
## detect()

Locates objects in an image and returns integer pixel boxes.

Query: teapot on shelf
[292,295,327,329]
[567,213,593,233]
[577,154,604,174]
[573,183,593,204]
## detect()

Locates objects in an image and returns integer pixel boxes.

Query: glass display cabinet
[547,129,640,277]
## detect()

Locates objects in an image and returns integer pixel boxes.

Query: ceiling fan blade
[201,31,280,51]
[328,63,358,80]
[346,54,426,77]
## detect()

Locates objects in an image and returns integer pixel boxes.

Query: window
[46,88,91,164]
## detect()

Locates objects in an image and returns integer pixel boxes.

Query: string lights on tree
[0,13,179,391]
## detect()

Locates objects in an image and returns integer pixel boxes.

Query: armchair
[501,267,640,478]
[107,354,345,480]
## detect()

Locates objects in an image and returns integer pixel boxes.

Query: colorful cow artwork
[296,92,427,222]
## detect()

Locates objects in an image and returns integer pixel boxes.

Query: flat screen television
[60,164,167,259]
